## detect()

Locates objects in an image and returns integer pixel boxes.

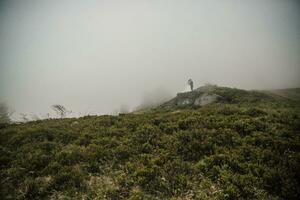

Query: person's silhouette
[188,79,194,91]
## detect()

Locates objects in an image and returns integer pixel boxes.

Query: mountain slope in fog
[0,85,299,199]
[265,88,300,101]
[159,85,297,110]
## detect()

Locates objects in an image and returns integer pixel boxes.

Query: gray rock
[177,98,193,106]
[194,93,219,106]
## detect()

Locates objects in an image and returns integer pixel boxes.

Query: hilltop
[159,85,296,110]
[0,86,300,199]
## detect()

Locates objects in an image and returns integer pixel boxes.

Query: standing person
[188,79,194,91]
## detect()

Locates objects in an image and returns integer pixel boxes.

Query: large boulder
[194,93,220,106]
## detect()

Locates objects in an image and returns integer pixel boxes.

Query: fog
[0,0,299,119]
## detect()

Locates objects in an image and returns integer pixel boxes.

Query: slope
[0,86,300,199]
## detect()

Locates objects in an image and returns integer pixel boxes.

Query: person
[188,79,194,91]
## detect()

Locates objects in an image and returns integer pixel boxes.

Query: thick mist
[0,0,299,119]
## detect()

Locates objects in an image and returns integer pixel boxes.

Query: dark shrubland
[1,88,300,199]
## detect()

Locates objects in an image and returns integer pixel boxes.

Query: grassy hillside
[266,88,300,101]
[1,87,300,199]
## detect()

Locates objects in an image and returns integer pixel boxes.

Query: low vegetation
[0,87,299,199]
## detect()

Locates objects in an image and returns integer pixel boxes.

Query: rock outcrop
[194,93,221,106]
[158,84,291,110]
[160,85,222,108]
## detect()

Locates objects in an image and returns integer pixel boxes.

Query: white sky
[0,0,299,119]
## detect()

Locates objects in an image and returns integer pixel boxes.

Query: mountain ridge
[157,85,298,110]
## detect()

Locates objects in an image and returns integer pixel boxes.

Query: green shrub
[0,96,299,199]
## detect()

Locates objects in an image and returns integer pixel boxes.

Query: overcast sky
[0,0,299,119]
